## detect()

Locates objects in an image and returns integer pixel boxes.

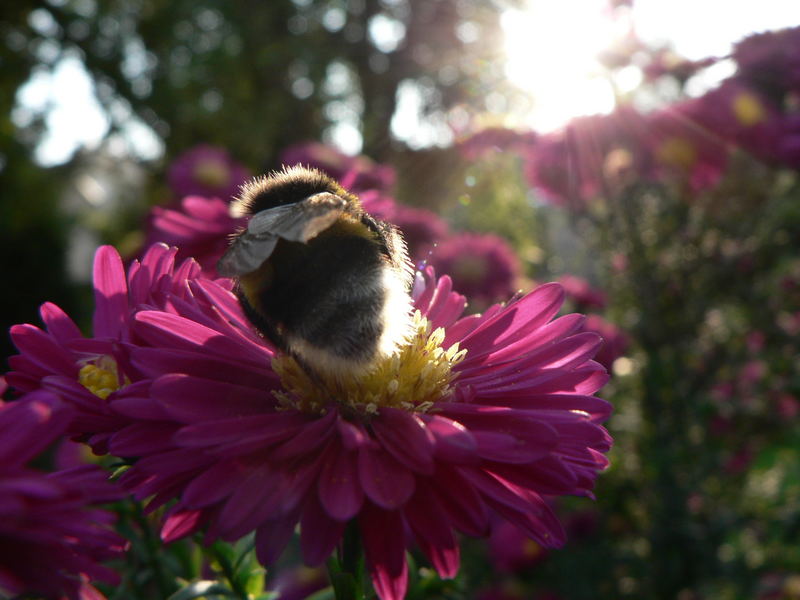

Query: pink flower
[426,233,521,308]
[11,245,612,600]
[523,107,650,206]
[167,145,251,201]
[359,191,449,262]
[488,518,547,573]
[582,315,629,372]
[557,276,608,311]
[732,27,800,97]
[0,392,125,599]
[144,195,244,276]
[280,142,396,192]
[7,244,209,453]
[458,127,537,160]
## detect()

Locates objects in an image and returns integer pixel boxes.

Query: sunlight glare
[502,0,620,133]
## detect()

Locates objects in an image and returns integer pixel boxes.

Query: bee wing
[245,192,346,242]
[217,192,346,277]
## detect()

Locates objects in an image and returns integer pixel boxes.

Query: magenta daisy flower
[0,391,125,600]
[167,144,251,201]
[7,243,208,453]
[10,243,611,600]
[426,233,521,309]
[129,267,607,598]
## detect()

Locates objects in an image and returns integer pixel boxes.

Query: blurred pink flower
[280,142,396,192]
[646,101,728,190]
[488,518,547,573]
[0,391,125,600]
[732,26,800,97]
[524,107,650,205]
[458,127,538,160]
[426,233,521,308]
[144,195,244,276]
[167,145,251,201]
[582,315,628,372]
[557,275,608,311]
[360,190,449,262]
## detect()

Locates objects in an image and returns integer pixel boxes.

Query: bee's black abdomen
[252,231,387,364]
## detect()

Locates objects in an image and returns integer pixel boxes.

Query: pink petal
[358,445,415,510]
[133,311,265,364]
[153,374,276,422]
[422,414,478,464]
[0,393,72,466]
[372,408,435,475]
[431,467,489,536]
[300,494,347,566]
[181,459,248,508]
[404,482,459,578]
[318,446,364,521]
[458,283,564,352]
[360,503,409,600]
[92,246,129,338]
[10,324,78,377]
[255,512,300,565]
[161,508,205,542]
[39,302,83,343]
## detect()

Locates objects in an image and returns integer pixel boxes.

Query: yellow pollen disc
[78,355,127,400]
[272,311,467,416]
[732,92,766,127]
[193,159,230,187]
[656,137,697,168]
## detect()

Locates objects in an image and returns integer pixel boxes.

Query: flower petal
[358,446,415,510]
[405,482,459,578]
[360,503,408,600]
[372,408,435,475]
[301,494,346,566]
[318,445,364,521]
[92,246,129,339]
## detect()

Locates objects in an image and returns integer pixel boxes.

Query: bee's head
[231,165,359,217]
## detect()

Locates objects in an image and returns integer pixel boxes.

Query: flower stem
[327,521,366,600]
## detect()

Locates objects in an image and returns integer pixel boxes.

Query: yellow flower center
[78,355,127,399]
[272,312,467,416]
[193,159,231,188]
[656,137,697,168]
[732,91,766,127]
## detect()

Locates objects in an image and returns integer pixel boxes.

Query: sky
[503,0,800,132]
[13,0,800,164]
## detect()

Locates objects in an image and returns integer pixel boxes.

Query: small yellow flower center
[272,312,467,416]
[656,137,697,168]
[78,356,126,399]
[523,539,543,559]
[732,91,766,127]
[193,159,231,188]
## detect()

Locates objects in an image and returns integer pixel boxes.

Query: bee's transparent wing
[246,192,345,241]
[217,192,346,277]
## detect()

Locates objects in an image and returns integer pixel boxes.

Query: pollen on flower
[272,311,467,415]
[732,92,766,126]
[78,356,127,399]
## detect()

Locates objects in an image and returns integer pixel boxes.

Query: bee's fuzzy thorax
[231,165,360,218]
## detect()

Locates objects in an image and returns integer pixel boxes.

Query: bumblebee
[218,166,414,379]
